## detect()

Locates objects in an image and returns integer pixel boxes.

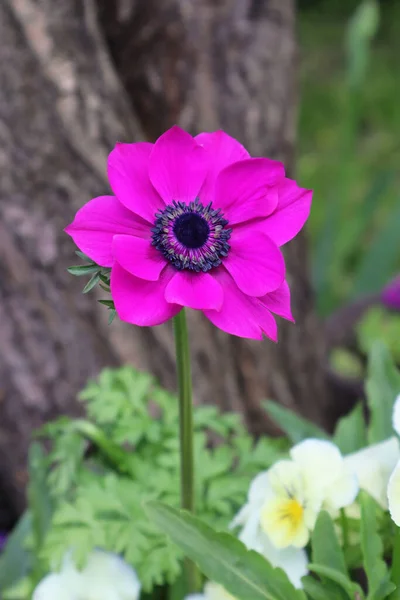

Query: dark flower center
[173,213,210,249]
[151,199,232,272]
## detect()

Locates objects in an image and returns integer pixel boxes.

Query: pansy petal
[261,280,294,322]
[212,158,282,225]
[388,459,400,526]
[33,573,81,600]
[65,195,149,267]
[325,468,359,511]
[195,130,250,203]
[248,471,272,506]
[149,126,209,204]
[112,235,166,281]
[111,262,181,326]
[255,534,308,589]
[261,178,312,246]
[345,437,400,509]
[224,230,285,296]
[80,550,141,599]
[261,498,309,549]
[393,394,400,436]
[291,439,344,482]
[267,460,305,500]
[290,522,310,549]
[107,142,164,223]
[204,269,277,341]
[165,271,223,311]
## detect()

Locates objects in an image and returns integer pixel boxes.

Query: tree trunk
[0,0,329,517]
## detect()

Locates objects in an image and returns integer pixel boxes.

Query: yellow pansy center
[279,498,304,527]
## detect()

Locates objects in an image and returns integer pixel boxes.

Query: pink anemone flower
[65,126,311,340]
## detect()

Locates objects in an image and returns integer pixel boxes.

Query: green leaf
[360,492,394,600]
[308,565,360,599]
[312,511,348,577]
[146,501,306,600]
[311,511,352,600]
[98,299,115,309]
[67,264,100,276]
[263,400,329,444]
[301,576,342,600]
[366,342,400,444]
[28,443,53,550]
[352,200,400,297]
[0,513,32,591]
[75,250,94,262]
[82,272,101,293]
[333,403,367,454]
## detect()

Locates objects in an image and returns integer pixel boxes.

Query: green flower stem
[173,309,200,592]
[391,525,400,589]
[340,508,349,551]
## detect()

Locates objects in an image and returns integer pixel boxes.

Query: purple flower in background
[382,276,400,311]
[0,532,7,551]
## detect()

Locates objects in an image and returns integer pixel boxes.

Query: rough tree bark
[0,0,330,518]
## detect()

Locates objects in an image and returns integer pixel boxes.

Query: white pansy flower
[290,439,359,513]
[231,470,308,588]
[185,582,237,599]
[32,573,80,600]
[388,459,400,525]
[345,437,400,509]
[33,550,141,600]
[260,460,321,548]
[393,395,400,435]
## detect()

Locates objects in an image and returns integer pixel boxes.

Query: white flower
[32,573,80,600]
[33,550,141,600]
[388,459,400,525]
[290,439,359,513]
[393,394,400,436]
[260,460,321,548]
[231,470,308,588]
[345,437,400,509]
[185,582,237,599]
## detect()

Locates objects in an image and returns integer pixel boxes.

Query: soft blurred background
[299,0,400,316]
[0,0,399,547]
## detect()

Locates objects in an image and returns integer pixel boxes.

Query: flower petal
[230,471,272,529]
[260,497,310,549]
[112,235,166,281]
[255,534,308,589]
[291,439,344,488]
[211,158,282,225]
[149,126,209,204]
[65,196,149,267]
[224,229,285,296]
[267,460,305,500]
[195,130,250,203]
[388,459,400,526]
[325,468,359,511]
[33,574,80,600]
[261,280,294,322]
[260,178,312,246]
[111,262,181,326]
[393,394,400,436]
[204,269,277,341]
[345,437,400,509]
[107,142,164,223]
[165,271,223,311]
[80,550,141,599]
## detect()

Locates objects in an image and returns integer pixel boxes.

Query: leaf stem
[340,508,349,551]
[173,309,200,592]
